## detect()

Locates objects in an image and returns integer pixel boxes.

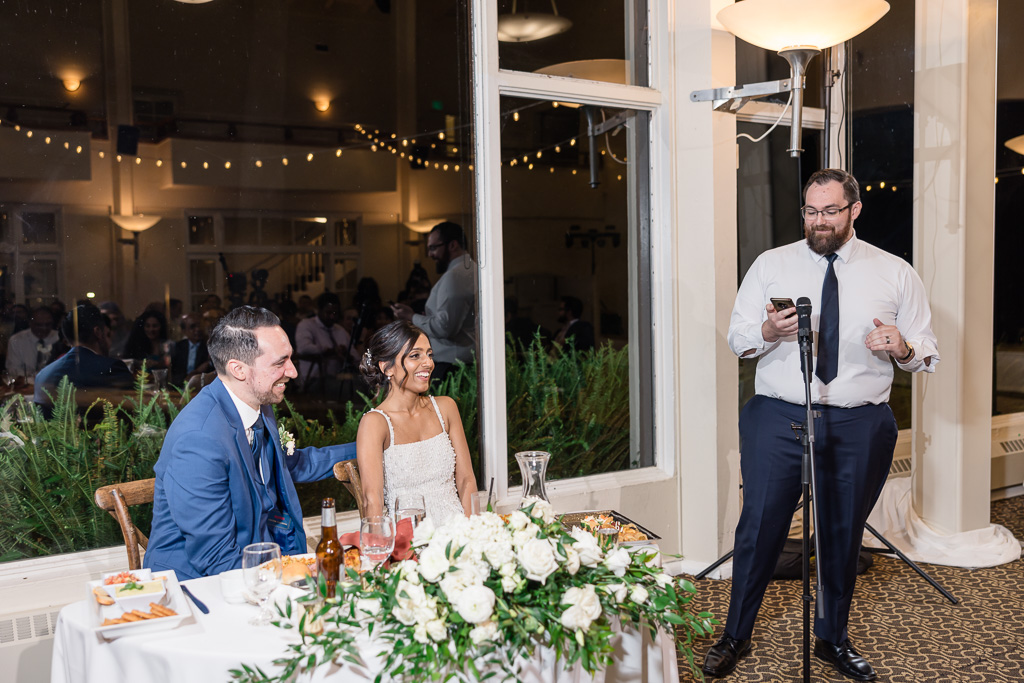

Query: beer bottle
[315,497,342,598]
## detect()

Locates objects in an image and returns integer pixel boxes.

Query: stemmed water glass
[359,516,395,571]
[395,494,426,530]
[242,542,282,626]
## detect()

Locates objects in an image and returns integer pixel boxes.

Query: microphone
[796,297,812,339]
[796,297,812,375]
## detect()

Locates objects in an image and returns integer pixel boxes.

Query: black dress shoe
[701,634,752,678]
[814,638,877,681]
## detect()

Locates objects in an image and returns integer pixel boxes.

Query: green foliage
[0,374,181,562]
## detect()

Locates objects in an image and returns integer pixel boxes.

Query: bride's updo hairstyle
[360,320,428,398]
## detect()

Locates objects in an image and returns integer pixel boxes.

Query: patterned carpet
[677,495,1024,682]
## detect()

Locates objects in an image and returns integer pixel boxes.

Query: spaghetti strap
[369,408,396,447]
[428,395,446,433]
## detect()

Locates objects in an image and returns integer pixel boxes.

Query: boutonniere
[278,425,296,456]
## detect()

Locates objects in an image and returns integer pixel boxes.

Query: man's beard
[252,381,284,406]
[805,215,852,255]
[435,257,449,275]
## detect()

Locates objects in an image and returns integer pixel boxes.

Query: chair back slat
[94,479,155,571]
[332,460,365,517]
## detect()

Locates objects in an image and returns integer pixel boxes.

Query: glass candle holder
[515,451,551,506]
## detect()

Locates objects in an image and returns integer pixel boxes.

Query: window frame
[471,0,676,507]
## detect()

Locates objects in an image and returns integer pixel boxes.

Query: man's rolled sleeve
[728,257,771,358]
[896,268,940,373]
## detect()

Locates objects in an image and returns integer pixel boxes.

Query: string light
[879,181,886,189]
[282,158,289,165]
[513,112,519,122]
[255,159,263,168]
[135,157,141,164]
[224,161,231,169]
[44,136,51,144]
[181,161,187,168]
[202,161,209,169]
[307,152,314,161]
[438,132,445,140]
[336,148,342,157]
[156,159,163,167]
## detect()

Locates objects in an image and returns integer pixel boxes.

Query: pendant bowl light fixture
[692,0,890,157]
[1006,135,1024,156]
[110,214,161,233]
[498,0,572,43]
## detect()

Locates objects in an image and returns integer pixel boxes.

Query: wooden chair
[94,479,155,570]
[333,460,365,517]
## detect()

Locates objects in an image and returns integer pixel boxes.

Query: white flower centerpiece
[231,498,716,682]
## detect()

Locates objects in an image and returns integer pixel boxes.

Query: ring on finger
[885,336,891,344]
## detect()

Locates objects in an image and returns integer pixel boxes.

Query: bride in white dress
[356,320,477,523]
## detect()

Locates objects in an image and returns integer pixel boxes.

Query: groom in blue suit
[145,306,356,579]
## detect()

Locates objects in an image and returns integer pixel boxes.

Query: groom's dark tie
[251,415,278,506]
[815,253,840,384]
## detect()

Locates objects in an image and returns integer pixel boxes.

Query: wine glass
[359,516,395,571]
[395,494,426,529]
[242,542,282,626]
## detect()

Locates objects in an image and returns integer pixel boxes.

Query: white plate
[87,570,192,640]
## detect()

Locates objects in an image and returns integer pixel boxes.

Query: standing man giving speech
[702,169,939,681]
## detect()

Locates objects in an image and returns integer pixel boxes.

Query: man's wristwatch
[897,340,914,363]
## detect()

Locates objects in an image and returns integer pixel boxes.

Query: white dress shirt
[728,232,939,407]
[413,253,478,364]
[5,328,60,376]
[295,316,352,381]
[224,384,267,483]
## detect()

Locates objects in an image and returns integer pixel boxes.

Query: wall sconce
[404,218,445,234]
[62,78,81,92]
[314,98,331,113]
[1006,135,1024,156]
[112,213,161,261]
[691,0,889,157]
[497,0,571,43]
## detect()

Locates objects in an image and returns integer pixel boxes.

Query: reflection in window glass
[500,96,652,484]
[497,0,648,88]
[993,4,1024,416]
[188,215,216,245]
[1,1,477,563]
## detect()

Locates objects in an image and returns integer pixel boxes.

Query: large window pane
[498,0,649,87]
[499,96,652,484]
[0,0,475,563]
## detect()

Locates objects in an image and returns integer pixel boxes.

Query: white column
[672,1,742,567]
[912,0,997,533]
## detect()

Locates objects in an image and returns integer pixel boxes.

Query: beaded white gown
[370,396,465,524]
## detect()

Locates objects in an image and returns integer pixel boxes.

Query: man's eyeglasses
[801,204,852,220]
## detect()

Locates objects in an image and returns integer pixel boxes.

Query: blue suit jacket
[144,378,356,579]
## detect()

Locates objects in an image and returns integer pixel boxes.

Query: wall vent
[0,608,59,648]
[888,454,912,478]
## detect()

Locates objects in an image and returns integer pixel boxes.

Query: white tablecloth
[51,574,679,683]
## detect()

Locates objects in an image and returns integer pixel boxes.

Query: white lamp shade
[1006,135,1024,156]
[405,219,445,234]
[111,214,161,232]
[535,59,627,85]
[717,0,890,52]
[497,13,572,42]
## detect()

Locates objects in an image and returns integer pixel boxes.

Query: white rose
[559,604,589,631]
[456,584,496,624]
[517,538,559,584]
[630,585,649,604]
[512,524,540,549]
[417,545,450,583]
[603,582,628,603]
[523,498,555,524]
[570,527,604,567]
[355,597,381,618]
[501,575,519,593]
[603,547,632,577]
[654,573,673,587]
[426,618,448,642]
[469,620,500,645]
[562,545,581,575]
[484,539,515,568]
[413,622,429,643]
[499,561,518,578]
[507,510,531,531]
[561,584,602,622]
[393,605,417,625]
[412,517,436,547]
[439,567,477,604]
[393,560,421,584]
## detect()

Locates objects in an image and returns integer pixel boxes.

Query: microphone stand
[796,299,825,683]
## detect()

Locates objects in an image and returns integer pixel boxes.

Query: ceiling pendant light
[497,0,572,43]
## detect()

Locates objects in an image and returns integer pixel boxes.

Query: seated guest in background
[295,292,352,390]
[553,296,595,353]
[170,313,212,387]
[98,301,130,358]
[124,310,170,370]
[145,306,357,579]
[277,299,300,348]
[5,307,60,379]
[34,304,132,417]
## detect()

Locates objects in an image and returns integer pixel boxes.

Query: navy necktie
[251,416,275,495]
[815,254,840,384]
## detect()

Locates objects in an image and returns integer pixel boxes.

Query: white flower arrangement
[232,497,717,682]
[277,425,295,456]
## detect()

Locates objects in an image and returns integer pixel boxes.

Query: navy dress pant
[724,395,897,645]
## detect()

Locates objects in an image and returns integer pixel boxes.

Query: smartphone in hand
[770,297,796,312]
